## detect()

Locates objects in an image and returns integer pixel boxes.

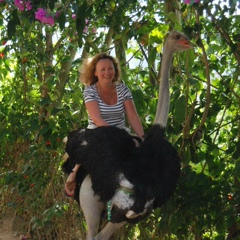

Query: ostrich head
[154,31,193,127]
[166,31,193,52]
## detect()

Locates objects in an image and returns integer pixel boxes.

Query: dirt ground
[0,218,29,240]
[0,230,19,240]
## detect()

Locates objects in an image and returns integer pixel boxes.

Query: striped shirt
[83,83,133,129]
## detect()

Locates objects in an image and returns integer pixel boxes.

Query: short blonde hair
[79,53,122,86]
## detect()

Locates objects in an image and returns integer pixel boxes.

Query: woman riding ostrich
[63,31,193,240]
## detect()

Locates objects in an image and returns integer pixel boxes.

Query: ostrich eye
[175,34,181,40]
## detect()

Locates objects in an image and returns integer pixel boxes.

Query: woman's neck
[96,82,117,105]
[96,81,115,91]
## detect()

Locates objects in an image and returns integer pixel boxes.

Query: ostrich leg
[94,221,126,240]
[80,175,105,240]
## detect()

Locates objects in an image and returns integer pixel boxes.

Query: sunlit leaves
[173,95,186,125]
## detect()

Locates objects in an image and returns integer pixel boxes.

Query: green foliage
[0,0,240,239]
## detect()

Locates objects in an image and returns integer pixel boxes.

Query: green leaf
[7,10,20,39]
[7,20,17,39]
[148,48,157,66]
[49,0,56,10]
[167,12,179,23]
[58,12,66,31]
[173,95,186,124]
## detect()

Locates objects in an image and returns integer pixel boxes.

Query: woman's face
[94,59,115,84]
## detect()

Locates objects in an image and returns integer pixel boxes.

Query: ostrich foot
[125,210,139,219]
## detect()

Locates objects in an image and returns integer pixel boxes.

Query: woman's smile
[94,59,116,83]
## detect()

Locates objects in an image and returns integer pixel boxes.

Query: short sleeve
[120,84,133,101]
[83,85,97,103]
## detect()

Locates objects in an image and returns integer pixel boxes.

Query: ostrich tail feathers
[62,160,72,174]
[139,124,181,208]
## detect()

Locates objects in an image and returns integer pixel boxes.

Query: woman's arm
[85,101,109,127]
[124,99,144,138]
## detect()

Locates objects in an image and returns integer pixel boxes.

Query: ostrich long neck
[154,42,175,127]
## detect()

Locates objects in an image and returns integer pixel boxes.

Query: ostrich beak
[179,39,195,49]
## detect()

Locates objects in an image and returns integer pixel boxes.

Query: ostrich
[62,31,193,240]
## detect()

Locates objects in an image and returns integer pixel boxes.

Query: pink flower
[0,0,4,2]
[25,1,32,10]
[41,16,54,26]
[83,20,90,34]
[14,0,32,11]
[72,14,76,19]
[14,0,24,11]
[83,26,88,34]
[35,8,47,21]
[35,8,55,26]
[55,11,62,18]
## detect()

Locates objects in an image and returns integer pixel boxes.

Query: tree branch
[207,9,240,64]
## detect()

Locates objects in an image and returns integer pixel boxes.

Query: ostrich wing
[64,126,139,202]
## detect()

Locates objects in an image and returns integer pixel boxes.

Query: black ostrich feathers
[62,125,180,217]
[139,124,181,208]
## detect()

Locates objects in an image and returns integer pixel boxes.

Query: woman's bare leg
[65,164,81,197]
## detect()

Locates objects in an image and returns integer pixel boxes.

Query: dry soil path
[0,230,18,240]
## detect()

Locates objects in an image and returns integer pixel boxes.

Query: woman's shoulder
[83,84,98,101]
[115,82,128,90]
[116,82,132,99]
[84,83,97,92]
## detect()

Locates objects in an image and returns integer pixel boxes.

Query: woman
[65,52,144,197]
